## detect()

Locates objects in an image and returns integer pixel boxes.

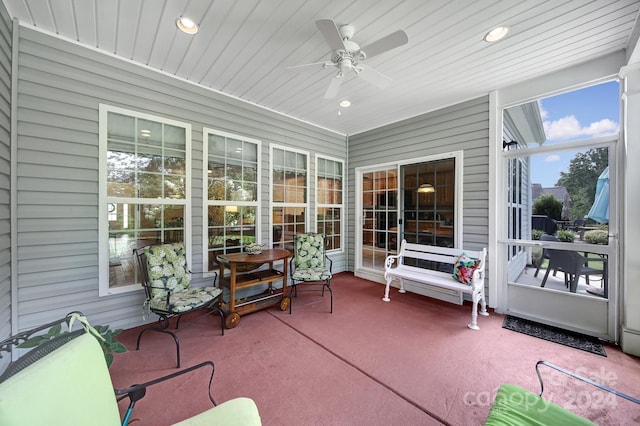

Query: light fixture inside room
[417,183,435,193]
[225,205,238,213]
[177,17,199,35]
[484,26,508,42]
[339,100,351,108]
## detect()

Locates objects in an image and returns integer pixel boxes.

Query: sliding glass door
[355,153,462,282]
[400,159,456,248]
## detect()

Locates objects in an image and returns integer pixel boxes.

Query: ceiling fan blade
[357,65,392,88]
[324,74,343,99]
[316,19,347,52]
[358,30,408,59]
[287,61,330,72]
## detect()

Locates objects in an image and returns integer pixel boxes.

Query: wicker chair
[134,242,224,367]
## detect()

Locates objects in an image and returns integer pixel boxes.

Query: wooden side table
[217,249,290,328]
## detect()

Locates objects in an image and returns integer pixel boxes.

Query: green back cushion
[485,384,595,425]
[145,242,192,299]
[294,234,325,269]
[0,333,121,425]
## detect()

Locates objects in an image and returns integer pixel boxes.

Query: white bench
[383,240,488,330]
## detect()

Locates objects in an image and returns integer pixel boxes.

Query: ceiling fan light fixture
[177,17,199,34]
[417,183,435,193]
[484,26,508,42]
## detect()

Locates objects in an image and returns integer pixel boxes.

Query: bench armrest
[470,247,487,286]
[384,253,401,271]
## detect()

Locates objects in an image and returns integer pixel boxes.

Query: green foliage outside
[556,148,608,220]
[556,230,576,242]
[584,230,609,245]
[531,229,543,240]
[533,194,563,220]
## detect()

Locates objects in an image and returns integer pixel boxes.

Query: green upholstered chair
[485,360,639,425]
[289,233,333,313]
[134,242,224,367]
[0,313,261,426]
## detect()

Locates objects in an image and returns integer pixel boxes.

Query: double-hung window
[271,145,308,249]
[99,105,191,295]
[204,128,261,273]
[316,156,344,251]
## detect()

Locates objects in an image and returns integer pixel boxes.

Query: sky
[530,80,619,188]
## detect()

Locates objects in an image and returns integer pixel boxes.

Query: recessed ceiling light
[339,100,351,108]
[177,17,199,35]
[484,26,508,43]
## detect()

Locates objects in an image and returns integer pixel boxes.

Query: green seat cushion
[0,333,121,426]
[485,384,595,425]
[150,286,223,312]
[292,267,332,282]
[173,397,261,426]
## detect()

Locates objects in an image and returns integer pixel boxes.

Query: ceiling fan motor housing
[339,24,355,40]
[333,26,362,71]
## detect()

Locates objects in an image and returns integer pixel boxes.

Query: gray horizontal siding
[14,26,345,332]
[0,2,11,354]
[348,96,490,271]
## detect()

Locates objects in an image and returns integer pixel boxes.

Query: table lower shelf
[221,269,285,290]
[220,269,289,328]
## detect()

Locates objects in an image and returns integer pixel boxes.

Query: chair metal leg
[289,284,297,314]
[288,281,332,313]
[214,306,225,336]
[136,326,181,368]
[540,267,551,288]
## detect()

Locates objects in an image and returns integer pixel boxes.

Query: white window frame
[202,128,262,275]
[315,155,345,253]
[269,144,310,247]
[98,104,191,296]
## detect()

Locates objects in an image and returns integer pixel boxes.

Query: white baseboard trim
[621,326,640,357]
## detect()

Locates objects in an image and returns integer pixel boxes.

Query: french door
[357,167,398,280]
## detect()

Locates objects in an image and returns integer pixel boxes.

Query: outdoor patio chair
[0,312,261,426]
[134,242,224,367]
[289,233,333,313]
[540,248,605,294]
[533,234,560,278]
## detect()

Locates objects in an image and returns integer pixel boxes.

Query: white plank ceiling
[3,0,640,135]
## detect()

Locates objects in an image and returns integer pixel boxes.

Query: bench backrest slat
[402,241,485,266]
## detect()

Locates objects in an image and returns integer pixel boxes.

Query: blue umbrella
[588,167,609,224]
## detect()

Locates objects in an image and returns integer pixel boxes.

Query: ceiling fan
[289,19,409,99]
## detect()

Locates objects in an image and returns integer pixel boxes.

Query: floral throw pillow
[452,253,481,285]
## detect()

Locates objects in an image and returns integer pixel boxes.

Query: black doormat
[502,315,606,357]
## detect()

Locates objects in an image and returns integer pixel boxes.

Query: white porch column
[621,65,640,356]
